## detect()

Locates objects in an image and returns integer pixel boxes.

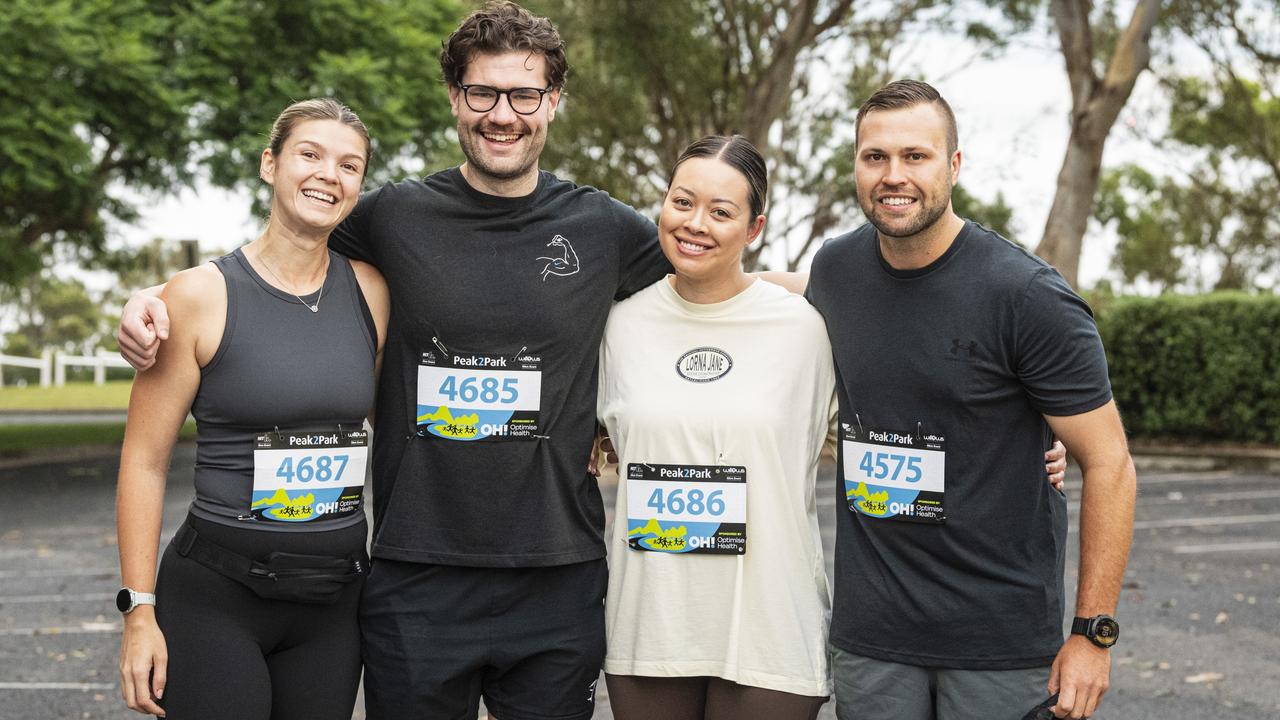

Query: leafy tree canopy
[0,0,460,287]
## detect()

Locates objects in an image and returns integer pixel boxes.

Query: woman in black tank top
[116,98,389,720]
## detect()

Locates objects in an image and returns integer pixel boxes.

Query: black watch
[115,588,156,614]
[1071,614,1119,649]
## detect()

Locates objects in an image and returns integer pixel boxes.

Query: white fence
[0,350,133,387]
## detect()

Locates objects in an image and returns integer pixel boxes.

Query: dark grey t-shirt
[329,167,669,567]
[806,221,1112,669]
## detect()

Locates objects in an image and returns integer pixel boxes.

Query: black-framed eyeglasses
[457,84,552,115]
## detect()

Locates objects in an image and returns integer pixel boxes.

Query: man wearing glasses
[321,3,669,719]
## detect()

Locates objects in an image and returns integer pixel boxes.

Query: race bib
[416,351,542,441]
[842,424,946,523]
[252,429,368,523]
[626,463,746,554]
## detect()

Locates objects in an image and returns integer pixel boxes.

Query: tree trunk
[1035,0,1163,288]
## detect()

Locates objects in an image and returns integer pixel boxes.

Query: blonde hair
[268,98,371,170]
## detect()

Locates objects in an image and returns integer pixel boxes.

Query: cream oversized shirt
[598,277,837,696]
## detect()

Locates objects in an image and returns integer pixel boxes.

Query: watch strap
[1070,616,1092,637]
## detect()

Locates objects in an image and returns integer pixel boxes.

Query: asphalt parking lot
[1,446,1277,719]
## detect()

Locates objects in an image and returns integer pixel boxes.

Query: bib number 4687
[275,454,350,484]
[857,451,922,483]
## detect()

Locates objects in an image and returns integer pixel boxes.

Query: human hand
[1048,635,1110,718]
[117,294,170,370]
[119,610,167,716]
[1046,440,1067,492]
[588,427,618,477]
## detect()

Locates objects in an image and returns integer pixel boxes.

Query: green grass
[0,380,133,410]
[0,420,196,457]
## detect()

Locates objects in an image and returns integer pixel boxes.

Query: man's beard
[862,193,950,239]
[457,120,543,182]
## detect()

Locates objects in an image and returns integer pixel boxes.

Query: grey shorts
[831,647,1051,720]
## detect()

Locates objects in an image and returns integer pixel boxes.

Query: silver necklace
[258,253,327,313]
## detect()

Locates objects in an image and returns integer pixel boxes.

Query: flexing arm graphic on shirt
[537,235,580,281]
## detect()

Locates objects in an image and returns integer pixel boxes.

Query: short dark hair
[268,98,370,171]
[855,79,958,156]
[669,135,769,219]
[440,1,568,90]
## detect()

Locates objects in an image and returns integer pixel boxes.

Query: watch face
[1093,617,1119,647]
[116,588,132,613]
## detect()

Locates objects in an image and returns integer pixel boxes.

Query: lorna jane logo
[536,235,580,281]
[677,347,733,383]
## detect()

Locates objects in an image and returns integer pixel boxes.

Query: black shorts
[360,558,608,720]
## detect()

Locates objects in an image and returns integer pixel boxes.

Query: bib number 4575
[857,452,922,483]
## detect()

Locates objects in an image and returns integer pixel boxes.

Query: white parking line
[1134,471,1241,484]
[1133,513,1280,530]
[1070,513,1280,533]
[0,682,116,690]
[0,568,117,579]
[1090,489,1280,509]
[0,593,114,604]
[1173,540,1280,554]
[0,623,118,636]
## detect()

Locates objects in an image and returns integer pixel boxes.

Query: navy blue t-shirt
[806,220,1112,669]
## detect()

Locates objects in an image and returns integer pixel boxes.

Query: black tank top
[189,248,376,532]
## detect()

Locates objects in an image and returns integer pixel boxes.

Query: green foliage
[1,273,109,355]
[1098,293,1280,444]
[0,0,460,288]
[952,185,1018,243]
[1095,1,1280,292]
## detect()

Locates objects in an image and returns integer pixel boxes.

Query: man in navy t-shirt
[806,80,1136,720]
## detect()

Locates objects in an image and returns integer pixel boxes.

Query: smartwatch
[115,588,157,614]
[1071,614,1119,648]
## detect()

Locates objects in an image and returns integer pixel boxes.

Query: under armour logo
[536,235,580,281]
[950,338,977,358]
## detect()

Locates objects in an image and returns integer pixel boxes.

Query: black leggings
[153,514,366,720]
[605,674,829,720]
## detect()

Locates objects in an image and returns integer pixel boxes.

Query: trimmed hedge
[1096,292,1280,445]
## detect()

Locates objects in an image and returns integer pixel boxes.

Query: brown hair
[268,98,371,170]
[440,1,568,90]
[855,79,958,156]
[669,135,768,219]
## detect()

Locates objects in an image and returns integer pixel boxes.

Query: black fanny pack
[173,522,366,605]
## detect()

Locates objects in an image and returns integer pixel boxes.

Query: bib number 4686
[646,487,726,517]
[857,451,922,483]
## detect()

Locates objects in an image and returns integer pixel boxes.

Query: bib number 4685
[437,375,519,404]
[857,452,922,483]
